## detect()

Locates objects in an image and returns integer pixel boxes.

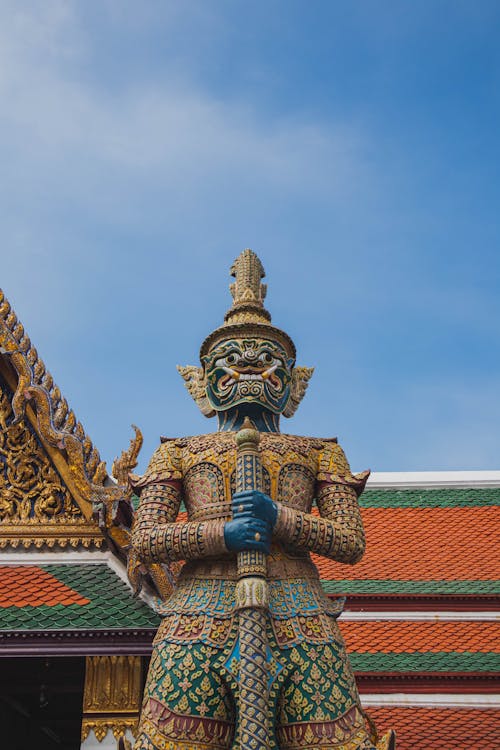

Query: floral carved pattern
[0,384,80,521]
[0,378,103,548]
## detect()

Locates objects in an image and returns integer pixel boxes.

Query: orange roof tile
[0,566,90,607]
[367,707,500,750]
[338,620,500,654]
[312,507,500,581]
[181,506,499,585]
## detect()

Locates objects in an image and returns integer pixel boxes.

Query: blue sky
[1,1,499,473]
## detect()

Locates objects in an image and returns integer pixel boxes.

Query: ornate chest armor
[132,430,368,647]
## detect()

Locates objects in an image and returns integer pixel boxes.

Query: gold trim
[81,717,137,742]
[82,656,142,742]
[0,358,94,517]
[0,521,103,549]
[83,655,142,714]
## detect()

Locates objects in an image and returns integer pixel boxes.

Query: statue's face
[203,337,294,414]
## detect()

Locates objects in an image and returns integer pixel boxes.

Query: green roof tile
[360,487,500,508]
[321,579,500,595]
[0,564,160,631]
[349,651,500,673]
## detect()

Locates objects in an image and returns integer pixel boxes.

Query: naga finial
[112,425,143,485]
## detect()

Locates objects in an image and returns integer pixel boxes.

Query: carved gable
[0,373,103,549]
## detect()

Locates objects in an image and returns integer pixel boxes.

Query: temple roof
[0,554,160,655]
[339,620,499,672]
[342,620,499,654]
[0,562,159,630]
[314,486,500,599]
[315,479,500,701]
[0,288,105,489]
[368,707,499,749]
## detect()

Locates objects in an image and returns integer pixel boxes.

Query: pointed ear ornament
[282,367,314,418]
[177,365,216,418]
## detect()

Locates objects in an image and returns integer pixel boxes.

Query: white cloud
[0,1,365,212]
[0,0,370,339]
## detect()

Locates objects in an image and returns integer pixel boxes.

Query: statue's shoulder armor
[135,438,184,487]
[160,436,190,446]
[317,439,351,479]
[316,438,370,494]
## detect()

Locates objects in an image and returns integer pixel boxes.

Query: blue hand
[224,516,272,553]
[232,490,278,527]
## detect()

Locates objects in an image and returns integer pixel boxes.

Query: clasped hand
[224,490,277,554]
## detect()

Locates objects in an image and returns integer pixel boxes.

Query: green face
[202,337,294,414]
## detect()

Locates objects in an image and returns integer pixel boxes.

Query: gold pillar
[81,655,142,744]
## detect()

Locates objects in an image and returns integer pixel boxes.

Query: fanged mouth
[222,365,277,384]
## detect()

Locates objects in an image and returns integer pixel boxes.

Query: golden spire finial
[229,249,267,308]
[225,249,271,325]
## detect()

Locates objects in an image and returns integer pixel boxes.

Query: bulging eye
[226,353,238,365]
[262,352,273,364]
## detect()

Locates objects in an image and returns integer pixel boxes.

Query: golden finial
[229,249,267,306]
[225,249,271,326]
[235,416,260,450]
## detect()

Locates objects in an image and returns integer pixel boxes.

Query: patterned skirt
[134,596,378,750]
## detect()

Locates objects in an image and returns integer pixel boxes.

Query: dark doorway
[0,657,85,750]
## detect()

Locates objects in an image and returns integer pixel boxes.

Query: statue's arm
[131,480,227,563]
[130,441,227,564]
[273,479,366,563]
[273,443,369,564]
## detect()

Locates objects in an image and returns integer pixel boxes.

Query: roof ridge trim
[368,471,500,488]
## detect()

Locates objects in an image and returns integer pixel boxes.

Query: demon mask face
[202,337,294,415]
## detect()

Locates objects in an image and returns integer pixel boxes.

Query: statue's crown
[200,249,296,359]
[226,249,270,325]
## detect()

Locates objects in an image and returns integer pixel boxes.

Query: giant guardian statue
[131,250,395,750]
